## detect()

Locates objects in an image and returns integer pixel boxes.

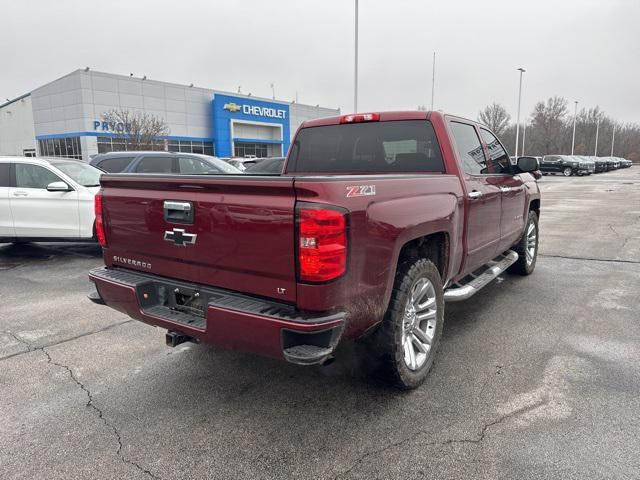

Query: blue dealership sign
[212,94,290,157]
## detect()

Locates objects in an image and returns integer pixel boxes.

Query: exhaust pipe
[165,331,193,348]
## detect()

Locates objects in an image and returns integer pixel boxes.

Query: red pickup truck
[89,111,541,389]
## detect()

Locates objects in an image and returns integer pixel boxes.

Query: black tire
[367,258,444,390]
[563,167,573,177]
[508,210,539,275]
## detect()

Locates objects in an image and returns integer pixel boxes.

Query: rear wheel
[369,258,444,389]
[563,167,573,176]
[508,210,539,275]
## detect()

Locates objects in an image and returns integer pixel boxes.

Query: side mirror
[46,181,71,192]
[517,157,538,173]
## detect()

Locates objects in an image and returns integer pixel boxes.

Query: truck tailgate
[100,175,297,303]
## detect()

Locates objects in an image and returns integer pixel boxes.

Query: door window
[178,157,219,174]
[15,164,63,189]
[97,157,135,173]
[135,156,174,173]
[0,163,11,187]
[449,122,487,175]
[479,129,511,174]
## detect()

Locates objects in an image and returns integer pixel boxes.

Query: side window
[98,157,135,173]
[178,157,218,174]
[0,163,12,187]
[449,122,486,175]
[479,129,511,174]
[15,164,62,189]
[135,156,174,174]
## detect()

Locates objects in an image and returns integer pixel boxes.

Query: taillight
[340,113,380,123]
[297,207,347,282]
[94,192,107,247]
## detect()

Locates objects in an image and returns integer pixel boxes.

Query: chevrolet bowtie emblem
[223,102,242,112]
[164,228,197,247]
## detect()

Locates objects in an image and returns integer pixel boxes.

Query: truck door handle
[500,186,512,192]
[468,191,483,199]
[12,191,28,197]
[164,201,194,224]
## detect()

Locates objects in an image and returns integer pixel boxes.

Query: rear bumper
[88,267,345,364]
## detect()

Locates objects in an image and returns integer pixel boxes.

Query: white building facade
[0,69,340,161]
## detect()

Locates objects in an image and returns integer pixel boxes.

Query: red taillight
[94,192,107,247]
[340,113,380,124]
[297,207,347,282]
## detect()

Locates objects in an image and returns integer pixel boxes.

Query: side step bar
[444,250,519,302]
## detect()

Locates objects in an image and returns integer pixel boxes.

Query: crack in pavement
[3,331,160,479]
[539,254,640,265]
[331,398,548,480]
[0,320,134,361]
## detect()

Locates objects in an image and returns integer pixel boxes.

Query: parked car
[589,156,608,173]
[0,157,103,243]
[574,156,595,175]
[90,151,241,175]
[89,110,541,390]
[224,157,262,171]
[540,155,593,176]
[615,157,632,168]
[602,157,619,170]
[243,157,285,174]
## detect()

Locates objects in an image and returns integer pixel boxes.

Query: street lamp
[594,116,600,156]
[571,101,578,155]
[354,0,359,112]
[270,83,275,100]
[431,51,436,111]
[611,124,616,156]
[514,68,525,162]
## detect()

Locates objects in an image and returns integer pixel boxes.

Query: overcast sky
[2,0,638,123]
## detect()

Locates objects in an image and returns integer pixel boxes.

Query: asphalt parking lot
[1,168,639,480]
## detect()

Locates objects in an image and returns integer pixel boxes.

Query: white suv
[0,157,103,243]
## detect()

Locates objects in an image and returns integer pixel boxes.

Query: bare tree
[478,102,511,136]
[101,109,169,150]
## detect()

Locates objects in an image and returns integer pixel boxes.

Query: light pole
[514,68,525,162]
[270,83,275,100]
[571,101,578,155]
[354,0,359,113]
[594,117,600,156]
[611,124,616,156]
[522,121,527,156]
[430,51,436,111]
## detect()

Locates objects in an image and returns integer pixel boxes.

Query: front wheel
[368,258,444,390]
[508,210,539,275]
[563,167,573,177]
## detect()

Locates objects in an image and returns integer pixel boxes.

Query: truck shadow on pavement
[0,242,102,269]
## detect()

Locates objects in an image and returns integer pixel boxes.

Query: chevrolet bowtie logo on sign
[223,102,242,112]
[164,228,197,247]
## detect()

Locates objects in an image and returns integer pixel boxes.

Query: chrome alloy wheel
[402,278,438,371]
[525,219,537,266]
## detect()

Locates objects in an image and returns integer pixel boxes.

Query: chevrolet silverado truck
[88,111,541,389]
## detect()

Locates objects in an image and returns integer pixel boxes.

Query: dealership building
[0,69,340,161]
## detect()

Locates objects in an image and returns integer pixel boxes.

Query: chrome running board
[444,250,519,302]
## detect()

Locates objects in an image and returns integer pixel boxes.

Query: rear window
[97,157,134,173]
[288,120,444,173]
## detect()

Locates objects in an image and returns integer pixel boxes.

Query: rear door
[479,128,527,251]
[449,121,502,272]
[10,163,80,238]
[0,162,15,237]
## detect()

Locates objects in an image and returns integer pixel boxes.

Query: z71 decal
[346,185,376,198]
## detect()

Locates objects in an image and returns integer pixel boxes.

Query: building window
[97,136,166,154]
[234,142,268,158]
[38,137,82,160]
[168,140,214,156]
[23,149,36,157]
